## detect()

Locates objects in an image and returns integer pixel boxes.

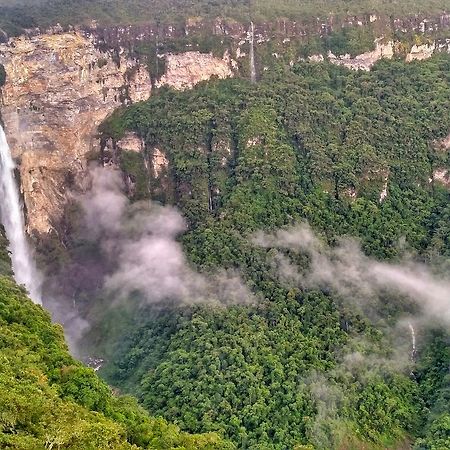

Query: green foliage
[0,0,448,35]
[138,293,344,447]
[414,414,450,450]
[120,150,150,201]
[105,55,450,259]
[1,2,449,449]
[0,226,12,276]
[413,329,450,450]
[0,276,233,449]
[97,54,450,449]
[351,374,420,442]
[325,26,376,57]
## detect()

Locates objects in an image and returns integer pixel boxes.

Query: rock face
[0,32,152,237]
[432,169,450,188]
[441,133,450,149]
[328,40,394,71]
[156,52,233,90]
[151,148,169,179]
[327,38,450,71]
[88,13,450,52]
[0,31,236,239]
[0,18,449,240]
[116,132,145,153]
[406,43,436,61]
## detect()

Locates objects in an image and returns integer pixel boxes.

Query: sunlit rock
[156,51,233,90]
[0,32,152,237]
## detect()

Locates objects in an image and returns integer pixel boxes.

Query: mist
[253,224,450,325]
[80,165,254,308]
[253,225,450,447]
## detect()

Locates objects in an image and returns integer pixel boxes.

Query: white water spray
[249,21,256,83]
[0,125,41,304]
[408,322,417,361]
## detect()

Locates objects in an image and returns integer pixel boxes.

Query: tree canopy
[94,55,450,449]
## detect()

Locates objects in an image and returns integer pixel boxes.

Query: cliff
[0,32,150,238]
[87,13,450,48]
[157,51,232,90]
[0,31,232,239]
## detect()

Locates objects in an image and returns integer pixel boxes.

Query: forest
[0,274,234,448]
[0,0,448,36]
[0,1,449,448]
[77,55,450,449]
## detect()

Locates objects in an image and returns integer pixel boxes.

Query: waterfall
[408,322,417,362]
[0,125,42,304]
[249,21,256,83]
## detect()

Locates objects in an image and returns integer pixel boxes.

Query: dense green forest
[81,55,450,449]
[0,275,234,449]
[0,0,448,36]
[1,1,449,448]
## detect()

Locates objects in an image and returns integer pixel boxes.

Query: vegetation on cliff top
[0,0,448,37]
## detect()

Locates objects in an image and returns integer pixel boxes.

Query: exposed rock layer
[88,13,450,50]
[0,32,234,238]
[323,38,450,70]
[328,40,394,71]
[157,52,233,90]
[0,32,152,237]
[1,15,450,238]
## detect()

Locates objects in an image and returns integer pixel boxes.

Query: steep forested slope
[1,2,449,447]
[106,56,450,259]
[0,276,233,449]
[92,56,450,449]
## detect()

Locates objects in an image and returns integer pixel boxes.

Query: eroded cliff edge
[0,32,150,238]
[0,31,232,240]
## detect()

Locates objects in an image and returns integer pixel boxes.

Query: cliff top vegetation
[0,0,449,37]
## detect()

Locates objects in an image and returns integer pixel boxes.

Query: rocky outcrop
[0,28,238,239]
[88,13,450,52]
[151,148,169,178]
[379,175,389,202]
[0,32,152,237]
[1,14,449,239]
[156,51,233,90]
[432,169,450,188]
[406,42,436,61]
[328,40,394,71]
[441,133,450,149]
[116,132,144,153]
[325,37,450,71]
[147,146,173,204]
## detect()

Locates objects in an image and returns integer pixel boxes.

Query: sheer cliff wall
[0,31,231,240]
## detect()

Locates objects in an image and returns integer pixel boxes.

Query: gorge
[0,1,449,449]
[1,18,450,246]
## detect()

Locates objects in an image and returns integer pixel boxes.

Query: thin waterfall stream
[408,322,417,362]
[0,125,42,304]
[249,21,256,83]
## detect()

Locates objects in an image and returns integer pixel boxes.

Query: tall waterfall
[0,125,42,304]
[249,21,256,83]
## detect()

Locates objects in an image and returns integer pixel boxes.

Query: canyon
[0,5,448,448]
